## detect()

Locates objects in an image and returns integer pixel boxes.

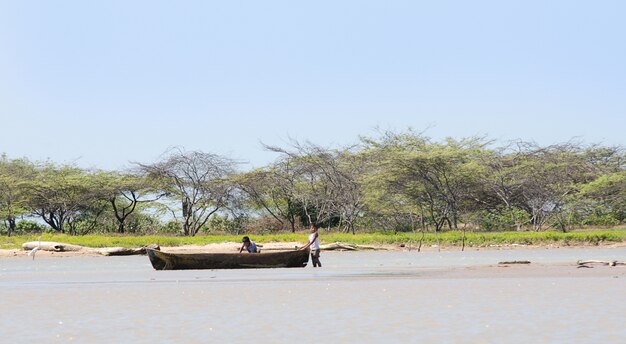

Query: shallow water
[1,248,625,343]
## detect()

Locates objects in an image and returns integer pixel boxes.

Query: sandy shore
[2,240,625,259]
[0,241,306,258]
[393,261,626,279]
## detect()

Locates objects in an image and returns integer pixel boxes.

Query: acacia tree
[511,142,595,231]
[0,156,34,236]
[362,131,486,231]
[95,171,164,233]
[331,149,368,233]
[475,143,530,231]
[361,153,426,233]
[362,132,432,232]
[552,145,626,229]
[137,149,238,236]
[578,171,626,224]
[26,164,96,234]
[263,141,365,231]
[236,166,300,232]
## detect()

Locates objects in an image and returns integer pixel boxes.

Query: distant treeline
[1,130,625,236]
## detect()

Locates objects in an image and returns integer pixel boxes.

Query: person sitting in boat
[239,236,259,253]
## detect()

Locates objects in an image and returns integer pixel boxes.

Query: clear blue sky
[1,1,625,170]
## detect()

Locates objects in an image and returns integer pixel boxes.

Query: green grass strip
[1,229,624,250]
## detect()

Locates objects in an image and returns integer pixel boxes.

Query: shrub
[475,208,529,231]
[15,220,46,234]
[590,214,620,226]
[162,220,183,235]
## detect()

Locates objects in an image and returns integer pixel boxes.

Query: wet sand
[2,249,625,343]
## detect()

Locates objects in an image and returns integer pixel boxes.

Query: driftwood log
[22,241,84,252]
[498,260,531,265]
[22,241,147,256]
[320,242,385,251]
[95,247,147,256]
[320,242,358,251]
[577,260,625,267]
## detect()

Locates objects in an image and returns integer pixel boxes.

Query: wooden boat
[146,246,309,270]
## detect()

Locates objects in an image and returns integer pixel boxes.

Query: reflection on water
[1,248,625,343]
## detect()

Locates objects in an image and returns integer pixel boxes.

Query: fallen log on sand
[319,242,384,251]
[577,260,625,267]
[320,242,358,251]
[22,241,84,252]
[22,241,146,256]
[95,247,147,256]
[498,261,531,265]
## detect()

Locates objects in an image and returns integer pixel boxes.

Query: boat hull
[147,248,309,270]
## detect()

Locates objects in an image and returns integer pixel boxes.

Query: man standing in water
[300,223,322,267]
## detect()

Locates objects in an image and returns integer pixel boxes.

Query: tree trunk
[451,207,458,229]
[7,216,16,237]
[289,216,296,233]
[509,207,523,231]
[111,197,137,234]
[41,211,64,233]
